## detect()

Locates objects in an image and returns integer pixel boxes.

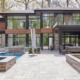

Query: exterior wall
[54,29,59,50]
[1,10,80,50]
[8,34,13,46]
[66,54,80,73]
[5,28,52,34]
[0,34,5,47]
[2,34,5,47]
[0,57,16,72]
[41,28,53,33]
[0,23,5,30]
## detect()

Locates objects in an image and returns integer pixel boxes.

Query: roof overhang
[0,8,80,16]
[0,10,35,16]
[35,8,80,14]
[55,25,80,31]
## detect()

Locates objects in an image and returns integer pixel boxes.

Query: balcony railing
[57,21,80,25]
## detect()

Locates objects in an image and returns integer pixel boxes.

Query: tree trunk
[1,0,5,12]
[66,0,69,7]
[25,4,28,9]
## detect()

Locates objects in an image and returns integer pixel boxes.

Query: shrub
[29,48,32,54]
[29,48,40,54]
[36,48,40,53]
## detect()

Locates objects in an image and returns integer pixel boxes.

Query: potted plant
[29,48,32,54]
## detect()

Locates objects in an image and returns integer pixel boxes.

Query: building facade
[0,8,80,50]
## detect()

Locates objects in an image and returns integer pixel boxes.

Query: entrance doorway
[43,33,54,50]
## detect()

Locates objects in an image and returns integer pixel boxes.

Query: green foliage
[36,48,40,53]
[13,20,19,29]
[28,48,40,54]
[29,48,32,54]
[43,37,48,46]
[0,0,13,12]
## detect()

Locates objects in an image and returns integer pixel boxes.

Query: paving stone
[0,50,80,80]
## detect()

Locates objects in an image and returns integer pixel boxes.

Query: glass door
[43,33,53,50]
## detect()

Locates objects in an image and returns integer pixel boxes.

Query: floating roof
[55,25,80,31]
[35,8,80,13]
[0,8,80,15]
[0,10,34,16]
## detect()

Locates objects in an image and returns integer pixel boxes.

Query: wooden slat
[41,28,53,33]
[36,29,41,34]
[5,28,53,34]
[0,23,5,30]
[5,29,41,34]
[5,29,30,34]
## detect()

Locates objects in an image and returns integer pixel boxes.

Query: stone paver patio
[0,50,80,80]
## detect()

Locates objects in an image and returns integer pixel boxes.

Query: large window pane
[8,16,26,29]
[8,34,26,46]
[55,14,63,25]
[43,14,54,28]
[29,16,40,29]
[72,13,80,25]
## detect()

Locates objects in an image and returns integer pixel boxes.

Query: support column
[63,32,65,49]
[59,31,62,46]
[26,15,29,47]
[40,13,43,50]
[5,15,8,47]
[78,35,80,46]
[54,28,59,50]
[75,35,76,46]
[69,33,71,45]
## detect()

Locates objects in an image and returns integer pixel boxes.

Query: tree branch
[75,0,80,7]
[5,5,13,11]
[14,0,25,4]
[34,0,43,7]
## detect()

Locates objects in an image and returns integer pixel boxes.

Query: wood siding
[41,28,53,33]
[5,28,53,34]
[0,23,5,30]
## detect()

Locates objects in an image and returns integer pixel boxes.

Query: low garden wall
[66,54,80,73]
[5,46,25,54]
[0,56,16,72]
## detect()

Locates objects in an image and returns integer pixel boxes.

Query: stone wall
[0,56,16,72]
[54,32,59,50]
[66,54,80,73]
[6,47,25,53]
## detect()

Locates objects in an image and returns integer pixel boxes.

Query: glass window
[8,34,26,46]
[29,34,40,47]
[43,14,54,28]
[72,13,80,25]
[29,16,40,29]
[55,14,63,25]
[63,14,72,25]
[7,16,26,29]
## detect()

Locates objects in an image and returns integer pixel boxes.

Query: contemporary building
[0,8,80,50]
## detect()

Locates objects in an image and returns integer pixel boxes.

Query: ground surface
[0,50,80,80]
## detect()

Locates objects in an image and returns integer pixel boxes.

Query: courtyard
[0,50,80,80]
